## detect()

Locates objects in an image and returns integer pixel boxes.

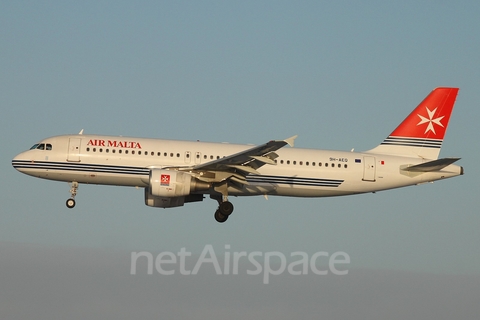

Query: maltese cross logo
[417,107,445,135]
[160,174,170,186]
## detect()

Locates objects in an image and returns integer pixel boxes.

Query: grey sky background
[1,1,479,319]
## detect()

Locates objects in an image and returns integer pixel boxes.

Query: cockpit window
[29,143,52,151]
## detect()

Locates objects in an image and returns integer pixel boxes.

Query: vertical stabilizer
[367,87,459,159]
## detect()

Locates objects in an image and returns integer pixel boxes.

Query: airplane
[12,87,463,223]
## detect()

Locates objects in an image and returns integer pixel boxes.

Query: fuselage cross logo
[160,174,170,186]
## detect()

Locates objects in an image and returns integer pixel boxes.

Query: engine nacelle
[148,168,210,200]
[146,169,209,208]
[150,169,194,197]
[144,188,186,208]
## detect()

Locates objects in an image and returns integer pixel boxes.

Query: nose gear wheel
[66,181,78,208]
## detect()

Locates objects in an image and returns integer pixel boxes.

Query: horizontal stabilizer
[403,158,461,172]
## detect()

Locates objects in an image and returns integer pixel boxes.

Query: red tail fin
[367,87,459,159]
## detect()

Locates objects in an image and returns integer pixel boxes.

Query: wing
[193,135,297,173]
[176,135,297,185]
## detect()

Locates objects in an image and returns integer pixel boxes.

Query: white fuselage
[12,134,463,198]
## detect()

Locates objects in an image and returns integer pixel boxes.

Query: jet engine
[145,169,209,208]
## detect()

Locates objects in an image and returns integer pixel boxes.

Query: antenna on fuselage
[78,129,84,135]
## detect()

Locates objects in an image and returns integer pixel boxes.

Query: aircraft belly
[228,183,276,196]
[33,170,147,187]
[227,181,353,197]
[76,173,147,186]
[272,185,352,197]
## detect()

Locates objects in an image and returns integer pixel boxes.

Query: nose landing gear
[66,181,78,208]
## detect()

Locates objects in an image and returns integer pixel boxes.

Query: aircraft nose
[12,152,28,172]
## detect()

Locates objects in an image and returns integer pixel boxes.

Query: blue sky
[1,1,479,319]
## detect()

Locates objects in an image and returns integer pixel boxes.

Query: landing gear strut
[66,181,78,209]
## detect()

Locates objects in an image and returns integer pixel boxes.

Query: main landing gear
[212,182,235,223]
[213,196,234,223]
[66,181,78,208]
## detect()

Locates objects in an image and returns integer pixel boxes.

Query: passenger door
[67,138,81,162]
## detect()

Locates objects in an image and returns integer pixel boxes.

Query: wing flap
[249,155,277,165]
[227,164,260,175]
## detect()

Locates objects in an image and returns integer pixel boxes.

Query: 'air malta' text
[87,139,142,149]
